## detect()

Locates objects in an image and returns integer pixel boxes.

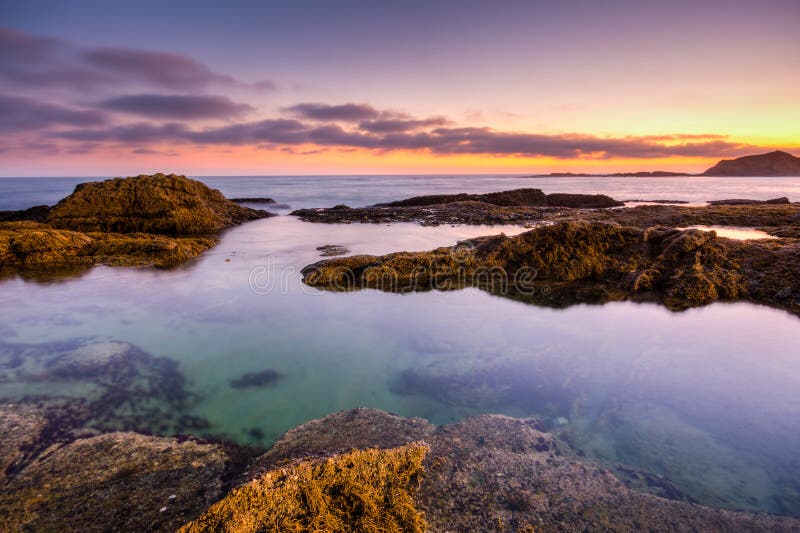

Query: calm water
[1,174,799,211]
[1,176,799,515]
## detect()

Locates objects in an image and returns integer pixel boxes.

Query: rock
[228,369,285,389]
[372,188,624,209]
[544,192,624,208]
[0,404,49,481]
[293,201,559,226]
[0,430,229,532]
[316,244,350,257]
[180,443,428,533]
[302,220,769,311]
[703,150,800,177]
[0,205,50,223]
[0,221,216,268]
[374,188,549,207]
[229,197,275,204]
[242,408,800,532]
[47,173,272,234]
[709,197,790,206]
[1,174,273,273]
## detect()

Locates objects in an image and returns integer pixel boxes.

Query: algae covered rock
[0,425,229,532]
[48,173,271,234]
[180,443,429,533]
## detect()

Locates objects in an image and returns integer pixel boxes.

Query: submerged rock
[229,369,285,389]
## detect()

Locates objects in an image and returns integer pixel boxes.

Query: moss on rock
[180,443,429,533]
[47,173,271,235]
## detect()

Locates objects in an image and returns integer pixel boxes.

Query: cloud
[0,26,275,92]
[359,116,450,133]
[284,102,380,122]
[51,111,762,159]
[0,94,108,132]
[83,47,234,88]
[98,94,254,119]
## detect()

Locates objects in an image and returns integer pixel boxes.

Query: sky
[0,0,798,176]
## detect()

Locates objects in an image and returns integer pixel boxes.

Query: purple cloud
[359,116,450,133]
[84,47,234,88]
[0,27,275,92]
[284,102,380,122]
[0,94,108,132]
[98,94,254,119]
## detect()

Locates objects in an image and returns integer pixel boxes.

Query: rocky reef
[374,188,623,209]
[0,173,273,274]
[2,405,797,532]
[292,188,623,226]
[302,220,800,315]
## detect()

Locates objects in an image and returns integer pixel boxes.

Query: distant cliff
[703,150,800,177]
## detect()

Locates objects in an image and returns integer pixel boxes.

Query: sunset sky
[1,0,798,176]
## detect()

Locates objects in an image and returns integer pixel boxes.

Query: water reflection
[0,216,798,515]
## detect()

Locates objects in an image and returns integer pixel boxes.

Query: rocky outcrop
[709,197,790,206]
[47,173,271,234]
[703,150,800,177]
[0,173,273,273]
[302,220,800,314]
[373,188,623,209]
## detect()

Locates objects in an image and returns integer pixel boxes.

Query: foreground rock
[248,408,798,532]
[703,150,800,177]
[181,443,428,532]
[0,405,231,532]
[0,173,273,275]
[302,220,800,316]
[3,405,796,531]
